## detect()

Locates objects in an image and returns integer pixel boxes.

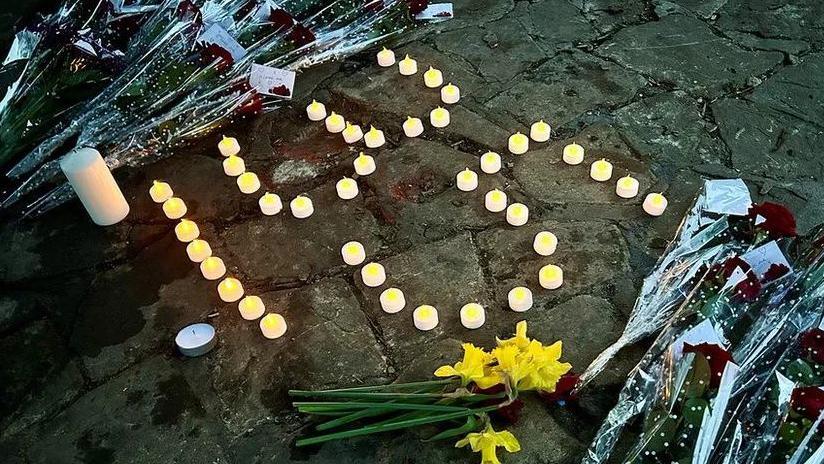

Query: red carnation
[539,373,580,404]
[268,8,294,31]
[791,386,824,421]
[683,343,734,388]
[289,24,315,47]
[801,329,824,365]
[406,0,428,15]
[763,263,790,281]
[199,43,233,71]
[749,202,797,238]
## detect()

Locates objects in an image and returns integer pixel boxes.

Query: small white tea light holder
[290,195,314,219]
[238,295,266,320]
[480,152,501,174]
[456,168,478,192]
[306,100,327,121]
[341,241,366,266]
[377,47,396,67]
[175,323,216,357]
[380,288,406,314]
[403,117,424,137]
[506,203,529,226]
[259,192,283,216]
[460,303,485,329]
[336,177,359,200]
[508,287,533,312]
[563,143,584,165]
[530,120,551,142]
[643,193,668,216]
[361,262,387,287]
[539,265,564,290]
[485,189,507,213]
[413,305,439,331]
[260,313,288,339]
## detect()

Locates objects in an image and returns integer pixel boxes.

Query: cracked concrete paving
[2,0,824,462]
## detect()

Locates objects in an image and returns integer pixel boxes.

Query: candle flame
[513,288,527,300]
[417,306,434,319]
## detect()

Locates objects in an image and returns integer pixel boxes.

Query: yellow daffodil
[496,320,530,349]
[434,343,491,386]
[518,340,572,391]
[456,423,521,464]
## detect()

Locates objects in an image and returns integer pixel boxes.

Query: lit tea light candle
[380,287,406,314]
[413,305,438,331]
[403,116,424,137]
[200,256,226,281]
[162,197,187,219]
[186,239,212,263]
[441,83,460,104]
[506,203,529,226]
[342,123,364,144]
[361,262,386,288]
[259,192,283,216]
[175,323,215,357]
[223,155,245,176]
[290,195,314,219]
[149,180,173,203]
[398,54,417,75]
[485,189,507,213]
[430,107,450,128]
[460,303,485,329]
[508,287,533,312]
[508,132,529,155]
[615,175,639,198]
[217,277,244,303]
[590,159,613,182]
[456,168,478,192]
[341,241,366,266]
[336,177,359,200]
[354,152,376,176]
[174,219,200,242]
[563,143,584,165]
[539,265,564,290]
[530,120,551,142]
[325,111,346,133]
[480,151,501,174]
[238,295,265,320]
[237,171,261,194]
[218,136,240,157]
[377,47,396,67]
[533,231,557,256]
[643,193,668,216]
[260,313,287,339]
[306,99,327,121]
[364,126,386,148]
[423,66,443,88]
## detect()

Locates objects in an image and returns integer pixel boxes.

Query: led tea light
[361,262,386,288]
[480,151,501,174]
[456,168,478,192]
[342,123,364,144]
[398,55,418,75]
[430,107,450,128]
[162,197,187,219]
[364,126,386,148]
[306,99,327,121]
[200,256,226,281]
[615,175,639,199]
[506,203,529,226]
[377,47,396,67]
[341,241,366,266]
[441,83,460,104]
[508,132,529,155]
[590,159,613,182]
[485,189,507,213]
[530,120,551,142]
[643,193,668,216]
[533,231,557,256]
[460,303,485,329]
[413,305,439,331]
[563,143,584,165]
[423,66,443,88]
[237,171,261,194]
[508,287,533,312]
[539,264,564,290]
[238,295,266,320]
[354,152,376,176]
[174,219,200,242]
[336,177,359,200]
[217,277,244,303]
[149,180,173,203]
[380,288,406,314]
[218,136,240,157]
[186,239,212,263]
[403,116,424,137]
[290,195,314,219]
[223,155,245,176]
[325,112,346,133]
[260,313,287,339]
[259,192,283,216]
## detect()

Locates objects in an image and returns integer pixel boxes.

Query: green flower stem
[289,379,455,395]
[290,391,503,400]
[294,402,472,413]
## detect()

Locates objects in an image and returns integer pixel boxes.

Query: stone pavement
[2,1,824,462]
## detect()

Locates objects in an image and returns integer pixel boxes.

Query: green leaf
[779,421,803,446]
[786,359,818,385]
[293,401,472,413]
[423,416,481,442]
[682,354,710,399]
[682,398,709,427]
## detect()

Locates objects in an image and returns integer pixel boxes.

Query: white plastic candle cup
[616,176,640,198]
[259,192,283,216]
[508,287,533,312]
[162,197,187,220]
[533,231,557,256]
[238,295,266,320]
[341,241,366,266]
[485,189,508,213]
[217,277,244,303]
[364,126,386,148]
[325,112,346,133]
[508,132,529,155]
[456,169,479,192]
[441,83,460,104]
[460,303,486,329]
[237,172,261,194]
[260,313,287,339]
[186,239,212,263]
[361,262,386,288]
[506,203,529,226]
[354,152,376,176]
[413,305,439,331]
[563,143,584,165]
[218,136,241,157]
[377,47,396,67]
[174,219,200,242]
[530,120,551,142]
[643,193,668,216]
[480,152,502,174]
[175,323,216,357]
[590,159,613,182]
[200,256,226,281]
[290,196,314,219]
[380,288,406,314]
[223,155,245,176]
[423,66,443,88]
[430,107,450,128]
[306,99,327,121]
[403,117,424,137]
[342,123,364,144]
[149,180,173,203]
[336,177,359,200]
[539,265,564,290]
[398,55,418,75]
[59,147,130,226]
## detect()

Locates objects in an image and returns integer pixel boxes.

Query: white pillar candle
[218,136,241,157]
[174,219,200,242]
[423,66,443,88]
[616,175,639,198]
[533,231,557,256]
[403,116,424,137]
[456,168,478,192]
[259,192,283,216]
[413,305,438,331]
[217,277,244,303]
[539,264,564,290]
[508,132,529,155]
[398,54,417,75]
[200,256,226,281]
[506,203,529,226]
[364,126,386,148]
[590,159,613,182]
[377,47,396,67]
[508,287,533,312]
[441,83,460,104]
[643,193,668,216]
[354,152,376,176]
[361,262,386,288]
[306,99,327,121]
[162,197,187,219]
[223,155,245,176]
[186,239,212,263]
[290,195,314,219]
[149,180,173,203]
[380,288,406,314]
[530,120,551,142]
[430,107,450,128]
[237,172,261,194]
[238,295,265,320]
[175,323,215,357]
[563,143,584,165]
[480,151,501,174]
[460,303,485,329]
[260,313,287,339]
[485,189,507,212]
[59,147,130,226]
[325,112,346,133]
[342,123,364,144]
[341,241,366,266]
[336,177,359,200]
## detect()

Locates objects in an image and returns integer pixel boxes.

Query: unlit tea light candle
[508,287,533,312]
[361,262,386,287]
[238,295,265,320]
[336,177,359,200]
[290,195,314,219]
[260,313,287,339]
[398,55,417,75]
[364,126,385,148]
[223,155,245,176]
[456,168,478,192]
[200,256,226,280]
[533,231,557,256]
[403,117,424,137]
[460,303,485,329]
[175,323,215,357]
[325,112,346,133]
[485,189,507,212]
[413,305,438,331]
[430,107,450,128]
[162,197,187,219]
[306,99,327,121]
[423,66,443,88]
[590,159,613,182]
[377,47,396,67]
[218,136,240,157]
[441,83,460,104]
[186,239,212,263]
[563,143,584,165]
[643,193,668,216]
[508,132,529,155]
[354,152,376,176]
[218,277,244,303]
[341,241,366,266]
[259,192,283,216]
[149,180,173,203]
[615,175,639,198]
[480,151,501,174]
[342,123,364,144]
[530,120,551,142]
[380,288,406,314]
[237,172,261,194]
[60,147,130,226]
[539,265,564,290]
[506,203,529,226]
[174,219,200,242]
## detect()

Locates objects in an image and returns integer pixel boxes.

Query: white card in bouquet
[671,319,726,363]
[415,3,454,21]
[702,179,751,216]
[198,24,247,61]
[249,64,295,98]
[741,240,792,278]
[720,266,748,293]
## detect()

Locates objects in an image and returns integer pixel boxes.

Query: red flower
[539,373,580,404]
[289,24,315,47]
[683,343,733,388]
[406,0,428,15]
[236,91,262,115]
[719,256,751,279]
[748,202,797,238]
[791,386,824,421]
[801,329,824,365]
[763,263,790,281]
[268,8,294,31]
[176,0,202,24]
[733,272,761,301]
[199,43,233,71]
[269,84,291,97]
